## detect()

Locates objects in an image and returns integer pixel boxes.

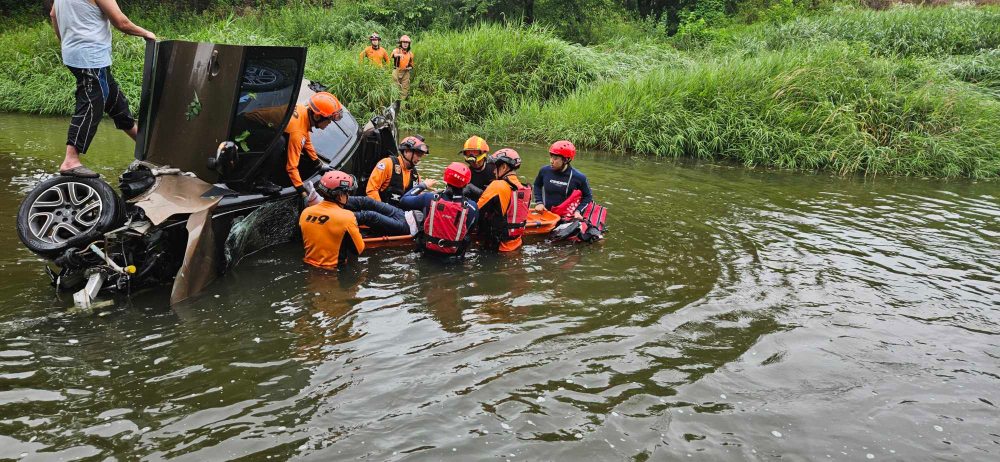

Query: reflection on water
[1,113,999,460]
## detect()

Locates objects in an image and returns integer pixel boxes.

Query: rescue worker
[50,0,155,177]
[359,32,389,67]
[299,170,365,270]
[477,149,530,252]
[391,35,414,100]
[286,92,343,198]
[400,162,479,257]
[459,135,495,198]
[366,135,426,207]
[533,140,593,220]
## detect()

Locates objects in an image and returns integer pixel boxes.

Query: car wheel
[242,65,286,91]
[17,176,124,259]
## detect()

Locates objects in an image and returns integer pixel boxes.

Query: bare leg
[60,145,83,171]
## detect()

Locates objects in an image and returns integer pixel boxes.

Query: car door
[133,40,306,185]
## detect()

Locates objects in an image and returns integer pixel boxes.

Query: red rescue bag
[423,195,470,254]
[503,181,531,240]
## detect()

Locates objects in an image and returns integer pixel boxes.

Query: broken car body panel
[16,39,401,308]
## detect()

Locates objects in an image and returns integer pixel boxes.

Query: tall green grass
[725,3,1000,57]
[2,4,1000,178]
[478,44,1000,179]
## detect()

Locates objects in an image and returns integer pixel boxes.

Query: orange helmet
[308,92,343,121]
[399,35,411,43]
[460,136,490,162]
[492,148,521,170]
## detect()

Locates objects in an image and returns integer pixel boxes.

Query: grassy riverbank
[1,3,998,178]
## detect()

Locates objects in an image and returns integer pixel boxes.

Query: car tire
[242,64,286,91]
[17,176,124,259]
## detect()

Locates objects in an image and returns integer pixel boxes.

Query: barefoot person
[50,0,155,177]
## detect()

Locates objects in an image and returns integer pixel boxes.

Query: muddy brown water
[1,112,999,461]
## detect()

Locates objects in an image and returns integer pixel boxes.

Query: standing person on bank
[533,141,593,220]
[359,32,389,67]
[391,35,414,100]
[50,0,155,177]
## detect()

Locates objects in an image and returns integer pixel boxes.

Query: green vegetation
[1,1,999,178]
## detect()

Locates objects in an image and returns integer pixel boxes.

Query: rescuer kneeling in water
[459,135,494,200]
[478,149,531,252]
[400,162,479,258]
[532,140,593,220]
[299,170,365,270]
[286,92,343,197]
[366,136,426,206]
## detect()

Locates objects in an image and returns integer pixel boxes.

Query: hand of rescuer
[534,203,545,212]
[422,179,438,189]
[573,210,584,220]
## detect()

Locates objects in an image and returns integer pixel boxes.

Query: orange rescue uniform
[360,45,390,67]
[285,104,318,188]
[477,174,524,252]
[299,201,365,269]
[391,48,413,69]
[366,155,416,202]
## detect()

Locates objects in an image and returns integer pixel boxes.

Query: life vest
[549,202,607,244]
[392,49,413,69]
[385,155,419,206]
[423,195,470,254]
[500,178,531,241]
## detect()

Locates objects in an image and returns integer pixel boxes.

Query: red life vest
[579,202,607,239]
[502,179,531,241]
[423,195,470,254]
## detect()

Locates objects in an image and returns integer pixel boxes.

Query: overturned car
[16,40,399,308]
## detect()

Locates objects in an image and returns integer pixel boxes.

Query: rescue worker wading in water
[299,170,365,269]
[533,140,593,220]
[286,92,343,198]
[391,35,414,100]
[359,32,389,67]
[400,162,479,258]
[366,136,425,207]
[459,135,495,200]
[477,149,531,252]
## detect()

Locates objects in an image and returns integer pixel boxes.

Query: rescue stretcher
[362,209,561,248]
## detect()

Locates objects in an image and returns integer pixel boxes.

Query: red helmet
[399,35,411,43]
[548,140,576,161]
[492,148,521,170]
[442,162,472,188]
[309,92,344,120]
[317,170,356,198]
[399,136,429,155]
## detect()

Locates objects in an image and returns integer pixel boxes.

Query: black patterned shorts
[66,66,135,154]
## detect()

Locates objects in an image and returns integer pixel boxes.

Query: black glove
[464,184,483,201]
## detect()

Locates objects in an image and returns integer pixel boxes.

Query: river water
[1,112,998,461]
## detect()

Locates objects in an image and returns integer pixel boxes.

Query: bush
[478,44,1000,178]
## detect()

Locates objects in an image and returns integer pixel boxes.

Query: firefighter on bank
[359,32,390,67]
[391,35,414,100]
